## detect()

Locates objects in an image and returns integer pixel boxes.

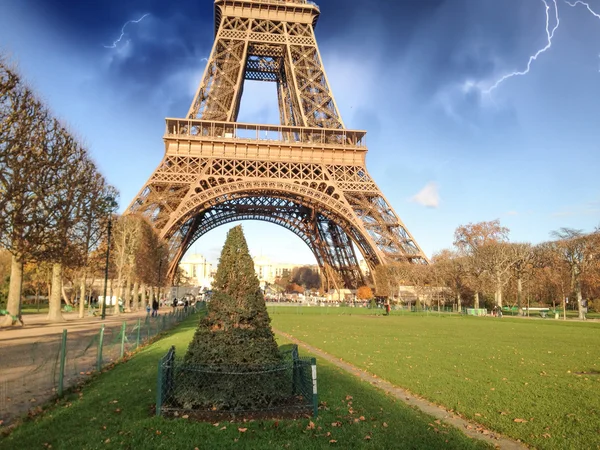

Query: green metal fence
[0,303,204,426]
[156,343,318,419]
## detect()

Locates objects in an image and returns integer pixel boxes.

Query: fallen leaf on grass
[345,395,353,401]
[364,435,371,440]
[513,418,528,423]
[383,422,388,428]
[238,427,247,432]
[332,421,342,427]
[182,415,189,419]
[220,426,227,431]
[329,440,337,444]
[307,421,315,430]
[359,416,365,421]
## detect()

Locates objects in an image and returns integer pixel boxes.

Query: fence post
[311,358,318,417]
[97,324,105,372]
[120,321,126,359]
[136,318,141,348]
[162,315,166,330]
[58,329,67,397]
[156,358,163,417]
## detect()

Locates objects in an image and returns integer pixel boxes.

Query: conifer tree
[178,225,284,410]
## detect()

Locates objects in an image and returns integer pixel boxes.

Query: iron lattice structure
[128,0,428,290]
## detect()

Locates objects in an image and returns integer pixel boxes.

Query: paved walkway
[274,328,527,450]
[0,308,170,426]
[0,309,153,344]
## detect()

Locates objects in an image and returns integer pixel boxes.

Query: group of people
[146,298,160,317]
[171,297,191,311]
[146,297,193,317]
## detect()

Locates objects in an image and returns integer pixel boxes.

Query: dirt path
[0,309,167,426]
[274,329,528,450]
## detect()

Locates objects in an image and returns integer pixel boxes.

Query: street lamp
[101,197,118,320]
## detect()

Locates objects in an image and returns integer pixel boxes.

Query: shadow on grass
[1,314,490,449]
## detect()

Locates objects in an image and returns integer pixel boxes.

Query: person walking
[152,298,159,317]
[384,299,391,316]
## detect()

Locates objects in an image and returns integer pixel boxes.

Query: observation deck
[214,0,321,35]
[164,118,367,165]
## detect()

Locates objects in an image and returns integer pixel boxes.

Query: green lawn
[271,311,600,449]
[1,313,490,449]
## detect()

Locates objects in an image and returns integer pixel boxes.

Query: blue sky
[1,0,599,266]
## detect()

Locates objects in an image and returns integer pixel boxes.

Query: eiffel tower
[128,0,428,290]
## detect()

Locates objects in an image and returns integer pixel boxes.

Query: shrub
[177,225,284,410]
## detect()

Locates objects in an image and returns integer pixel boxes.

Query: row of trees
[0,56,174,325]
[374,220,600,320]
[0,56,123,325]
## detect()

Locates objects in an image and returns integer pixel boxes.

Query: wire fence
[0,303,205,426]
[267,303,457,316]
[156,343,318,420]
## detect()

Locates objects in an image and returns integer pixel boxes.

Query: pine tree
[178,225,285,410]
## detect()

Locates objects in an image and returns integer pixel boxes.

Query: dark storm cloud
[30,0,533,126]
[29,0,212,98]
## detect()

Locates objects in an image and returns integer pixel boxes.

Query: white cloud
[410,182,440,208]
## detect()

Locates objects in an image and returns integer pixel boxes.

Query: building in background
[252,255,299,287]
[179,254,213,290]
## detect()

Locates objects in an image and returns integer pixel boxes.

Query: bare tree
[432,249,469,312]
[511,243,535,314]
[454,220,510,309]
[550,228,599,320]
[111,215,144,316]
[0,62,55,325]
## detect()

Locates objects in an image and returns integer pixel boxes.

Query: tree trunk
[576,277,585,320]
[457,293,462,313]
[1,255,24,327]
[132,281,139,311]
[149,287,155,309]
[496,284,503,308]
[125,277,132,312]
[35,287,40,312]
[517,277,523,315]
[78,276,86,319]
[47,263,65,322]
[141,283,147,311]
[61,285,72,306]
[115,281,123,316]
[474,291,480,309]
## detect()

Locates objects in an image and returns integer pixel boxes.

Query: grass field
[1,313,490,449]
[271,310,600,449]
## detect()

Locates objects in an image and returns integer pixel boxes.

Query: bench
[522,307,551,318]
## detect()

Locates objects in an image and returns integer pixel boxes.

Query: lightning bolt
[565,0,600,19]
[565,1,600,71]
[104,13,149,49]
[484,0,560,94]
